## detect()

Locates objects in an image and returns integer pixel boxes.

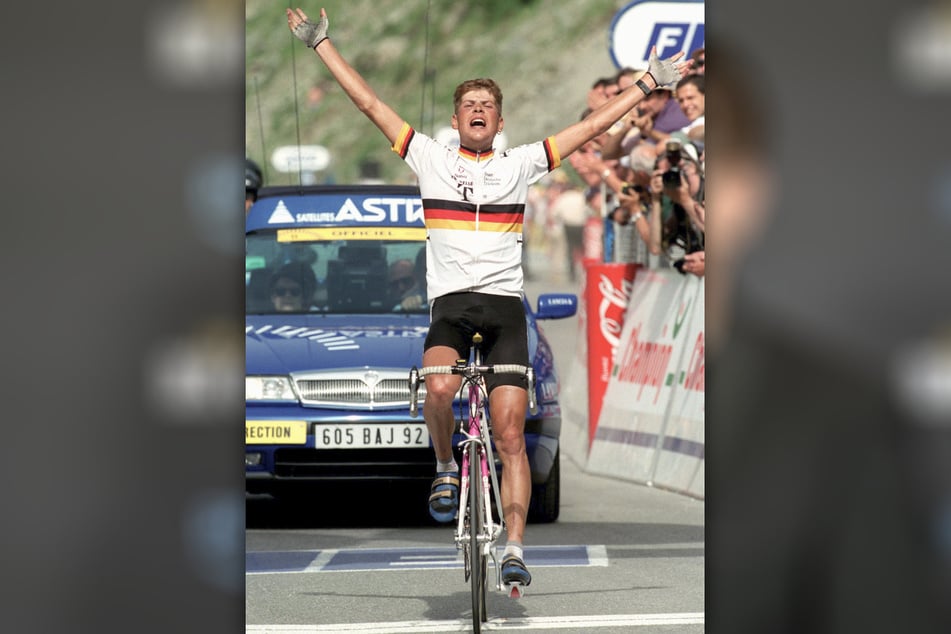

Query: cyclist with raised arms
[286,6,692,589]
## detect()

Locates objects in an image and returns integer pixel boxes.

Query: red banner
[584,262,641,445]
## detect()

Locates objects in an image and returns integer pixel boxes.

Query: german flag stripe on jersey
[423,199,524,233]
[391,122,415,159]
[543,136,561,172]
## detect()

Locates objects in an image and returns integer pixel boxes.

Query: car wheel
[528,450,560,523]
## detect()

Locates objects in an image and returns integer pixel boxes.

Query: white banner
[650,275,704,497]
[584,269,704,498]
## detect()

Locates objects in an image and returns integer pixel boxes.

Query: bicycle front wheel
[468,439,487,630]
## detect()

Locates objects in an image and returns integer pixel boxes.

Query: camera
[665,139,682,165]
[662,167,682,188]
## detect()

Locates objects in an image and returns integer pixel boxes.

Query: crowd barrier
[561,263,704,500]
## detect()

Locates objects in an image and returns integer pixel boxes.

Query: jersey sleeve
[506,135,562,186]
[391,122,440,177]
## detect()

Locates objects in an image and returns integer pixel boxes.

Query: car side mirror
[535,293,578,319]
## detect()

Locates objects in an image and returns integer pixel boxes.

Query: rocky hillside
[246,0,622,185]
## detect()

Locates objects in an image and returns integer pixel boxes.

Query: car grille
[291,369,427,410]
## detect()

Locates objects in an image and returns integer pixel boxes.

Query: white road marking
[246,612,704,632]
[303,549,337,573]
[586,544,609,567]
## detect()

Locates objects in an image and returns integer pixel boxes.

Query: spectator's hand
[618,189,641,207]
[646,46,693,88]
[649,170,664,199]
[682,251,705,277]
[287,7,329,49]
[399,294,424,311]
[633,114,653,134]
[665,173,692,206]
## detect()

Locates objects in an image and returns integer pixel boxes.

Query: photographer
[648,139,705,274]
[612,181,652,263]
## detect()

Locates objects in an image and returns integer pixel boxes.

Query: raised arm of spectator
[554,48,692,158]
[286,8,405,146]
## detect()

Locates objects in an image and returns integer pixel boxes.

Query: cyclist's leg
[422,344,463,463]
[489,386,531,543]
[480,294,533,587]
[423,295,468,520]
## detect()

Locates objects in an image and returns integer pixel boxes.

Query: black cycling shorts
[425,292,529,392]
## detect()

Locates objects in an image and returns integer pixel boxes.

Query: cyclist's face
[452,89,502,150]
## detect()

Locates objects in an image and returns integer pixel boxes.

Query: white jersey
[392,123,560,301]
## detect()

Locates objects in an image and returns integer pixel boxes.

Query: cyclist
[286,6,692,588]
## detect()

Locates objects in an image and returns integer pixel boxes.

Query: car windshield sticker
[267,200,296,224]
[246,255,267,270]
[277,227,427,242]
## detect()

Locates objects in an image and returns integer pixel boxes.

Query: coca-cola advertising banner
[584,262,641,444]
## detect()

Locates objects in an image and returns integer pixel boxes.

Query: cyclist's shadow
[301,586,529,622]
[423,586,529,622]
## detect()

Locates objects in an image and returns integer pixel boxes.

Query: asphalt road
[245,263,705,632]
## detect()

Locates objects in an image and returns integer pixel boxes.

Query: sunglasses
[273,286,302,297]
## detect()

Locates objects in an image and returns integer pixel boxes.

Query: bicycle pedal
[505,582,525,599]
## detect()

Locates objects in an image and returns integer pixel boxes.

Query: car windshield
[246,230,428,315]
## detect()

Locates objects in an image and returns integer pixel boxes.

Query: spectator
[634,82,692,148]
[617,182,652,261]
[601,78,691,184]
[646,148,704,272]
[547,172,588,281]
[269,261,317,312]
[674,74,705,143]
[246,157,263,215]
[388,257,426,311]
[586,76,618,111]
[614,66,641,92]
[688,47,704,76]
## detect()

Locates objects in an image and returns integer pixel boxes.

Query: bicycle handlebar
[408,363,537,417]
[417,363,530,377]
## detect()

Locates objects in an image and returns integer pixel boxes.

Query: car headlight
[246,376,298,402]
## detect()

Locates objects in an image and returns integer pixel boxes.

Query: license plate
[246,420,308,445]
[314,423,429,449]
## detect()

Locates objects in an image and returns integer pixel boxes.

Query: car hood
[246,314,430,374]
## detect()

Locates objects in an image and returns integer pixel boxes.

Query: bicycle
[408,332,536,632]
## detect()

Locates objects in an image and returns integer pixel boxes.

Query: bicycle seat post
[472,332,483,366]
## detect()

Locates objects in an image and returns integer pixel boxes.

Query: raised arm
[286,8,405,145]
[553,48,693,159]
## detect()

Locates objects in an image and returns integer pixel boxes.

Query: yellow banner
[278,227,427,242]
[245,420,308,445]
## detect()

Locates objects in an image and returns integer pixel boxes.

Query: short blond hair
[453,78,503,113]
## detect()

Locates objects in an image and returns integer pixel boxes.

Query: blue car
[245,184,577,522]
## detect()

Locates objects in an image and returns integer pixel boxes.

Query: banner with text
[585,269,704,498]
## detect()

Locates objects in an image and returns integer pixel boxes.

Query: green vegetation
[246,0,620,185]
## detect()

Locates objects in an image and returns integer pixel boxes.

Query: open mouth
[470,118,486,128]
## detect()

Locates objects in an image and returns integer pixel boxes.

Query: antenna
[253,74,269,185]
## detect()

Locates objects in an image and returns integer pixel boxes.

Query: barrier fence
[561,263,704,499]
